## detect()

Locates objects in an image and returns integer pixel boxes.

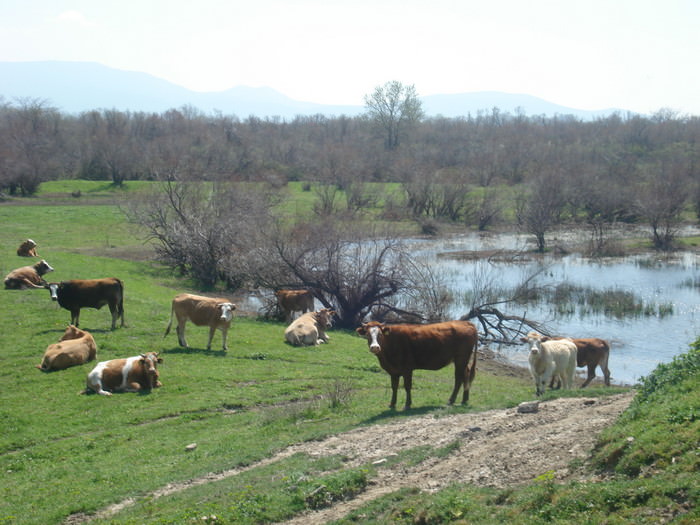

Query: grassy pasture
[0,189,538,524]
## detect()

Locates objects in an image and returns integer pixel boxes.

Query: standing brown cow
[36,325,97,372]
[356,320,478,409]
[275,289,314,322]
[47,278,125,330]
[164,293,236,351]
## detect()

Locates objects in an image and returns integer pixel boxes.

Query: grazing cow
[276,289,314,322]
[4,259,54,289]
[521,333,577,396]
[356,320,478,410]
[47,278,125,330]
[81,352,162,396]
[36,325,97,372]
[17,238,39,257]
[528,332,612,387]
[284,308,335,346]
[164,293,236,351]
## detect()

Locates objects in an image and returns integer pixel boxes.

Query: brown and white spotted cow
[81,352,162,396]
[4,259,54,289]
[36,325,97,372]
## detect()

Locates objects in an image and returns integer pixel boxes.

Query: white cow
[284,308,334,346]
[521,333,577,396]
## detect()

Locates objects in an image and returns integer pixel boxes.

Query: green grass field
[1,181,695,524]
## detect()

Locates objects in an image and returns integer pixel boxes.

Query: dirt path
[69,390,633,524]
[277,391,634,524]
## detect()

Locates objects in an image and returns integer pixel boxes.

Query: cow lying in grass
[284,308,334,346]
[81,352,162,396]
[36,325,97,372]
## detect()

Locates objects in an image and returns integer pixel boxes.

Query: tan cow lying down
[521,333,577,396]
[81,352,162,396]
[4,259,54,289]
[284,308,334,346]
[36,325,97,372]
[276,289,314,321]
[164,293,236,351]
[17,238,39,257]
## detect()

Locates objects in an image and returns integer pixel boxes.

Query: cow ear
[541,336,551,342]
[356,325,366,335]
[381,326,391,335]
[519,337,528,343]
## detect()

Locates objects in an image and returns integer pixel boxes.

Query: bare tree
[364,81,423,150]
[516,168,568,252]
[634,152,690,250]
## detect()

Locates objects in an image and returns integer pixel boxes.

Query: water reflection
[411,232,700,385]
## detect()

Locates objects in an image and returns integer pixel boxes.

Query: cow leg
[581,363,596,388]
[389,374,400,409]
[109,305,118,330]
[220,325,229,351]
[602,364,611,387]
[206,325,217,350]
[403,371,413,410]
[448,363,464,405]
[71,310,80,327]
[176,322,188,347]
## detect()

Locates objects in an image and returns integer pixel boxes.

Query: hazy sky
[1,0,699,114]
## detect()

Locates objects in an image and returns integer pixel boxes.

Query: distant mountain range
[0,61,624,120]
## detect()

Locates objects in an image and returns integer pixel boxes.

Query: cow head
[523,337,544,356]
[35,259,54,276]
[218,302,236,322]
[60,325,86,341]
[47,282,60,301]
[356,321,389,355]
[314,308,335,328]
[139,352,163,389]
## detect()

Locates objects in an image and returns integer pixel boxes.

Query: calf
[284,308,334,346]
[36,325,97,372]
[521,334,577,396]
[529,332,612,387]
[164,293,236,351]
[356,320,478,409]
[276,289,314,322]
[81,352,162,396]
[47,278,125,329]
[4,259,54,289]
[17,238,39,257]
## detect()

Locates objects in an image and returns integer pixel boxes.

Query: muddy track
[66,391,633,524]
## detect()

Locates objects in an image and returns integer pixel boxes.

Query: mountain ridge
[0,60,625,119]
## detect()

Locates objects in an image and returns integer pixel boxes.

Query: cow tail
[466,341,478,388]
[164,301,174,338]
[117,279,125,325]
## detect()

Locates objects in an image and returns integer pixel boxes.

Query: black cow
[47,278,125,329]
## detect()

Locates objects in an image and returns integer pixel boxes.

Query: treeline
[2,97,700,249]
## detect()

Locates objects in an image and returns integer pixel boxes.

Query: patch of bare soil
[67,368,633,525]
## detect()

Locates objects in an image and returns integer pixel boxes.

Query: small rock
[517,401,540,413]
[583,399,596,406]
[372,458,387,465]
[185,443,198,451]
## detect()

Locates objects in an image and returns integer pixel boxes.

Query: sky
[1,0,699,115]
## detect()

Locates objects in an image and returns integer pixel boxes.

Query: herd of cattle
[4,239,612,405]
